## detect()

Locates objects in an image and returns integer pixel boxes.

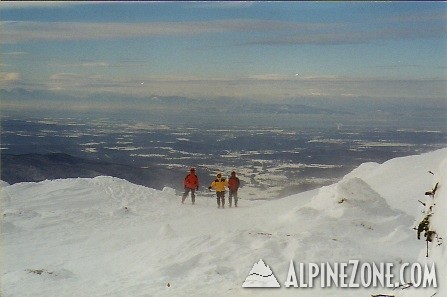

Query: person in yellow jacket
[208,173,229,209]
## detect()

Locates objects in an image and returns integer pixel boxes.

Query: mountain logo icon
[242,259,281,288]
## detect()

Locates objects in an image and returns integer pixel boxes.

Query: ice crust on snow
[1,148,446,297]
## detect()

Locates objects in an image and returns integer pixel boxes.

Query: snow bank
[2,149,446,297]
[344,148,447,216]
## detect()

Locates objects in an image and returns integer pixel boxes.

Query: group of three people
[181,167,240,208]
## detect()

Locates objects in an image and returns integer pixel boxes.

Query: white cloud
[50,73,83,80]
[246,74,290,81]
[51,61,148,69]
[191,1,255,9]
[0,72,21,82]
[0,20,345,44]
[0,21,218,43]
[81,62,110,67]
[379,10,447,23]
[4,17,444,45]
[0,1,95,10]
[2,51,28,56]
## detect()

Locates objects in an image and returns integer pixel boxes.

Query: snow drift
[1,148,446,297]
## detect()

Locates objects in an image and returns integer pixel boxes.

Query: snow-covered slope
[2,148,446,297]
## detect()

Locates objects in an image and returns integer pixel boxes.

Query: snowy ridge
[2,148,447,297]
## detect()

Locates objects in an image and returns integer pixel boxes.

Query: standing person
[208,173,228,209]
[182,167,199,204]
[228,171,240,207]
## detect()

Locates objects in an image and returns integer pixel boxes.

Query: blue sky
[1,1,446,106]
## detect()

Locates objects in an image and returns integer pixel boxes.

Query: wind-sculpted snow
[344,148,447,216]
[1,148,446,297]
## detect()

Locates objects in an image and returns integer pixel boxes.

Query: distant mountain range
[1,153,189,191]
[2,88,446,121]
[0,88,345,116]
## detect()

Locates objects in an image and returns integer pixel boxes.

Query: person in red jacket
[228,171,240,207]
[182,167,199,204]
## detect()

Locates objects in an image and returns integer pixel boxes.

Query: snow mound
[345,147,447,216]
[309,177,397,218]
[278,175,417,265]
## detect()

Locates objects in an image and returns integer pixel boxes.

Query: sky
[1,1,447,108]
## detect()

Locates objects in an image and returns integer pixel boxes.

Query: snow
[344,148,447,217]
[1,148,446,297]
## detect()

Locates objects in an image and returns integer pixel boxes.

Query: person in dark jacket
[228,171,240,207]
[182,167,199,204]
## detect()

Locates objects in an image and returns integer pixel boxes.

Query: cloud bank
[2,15,445,45]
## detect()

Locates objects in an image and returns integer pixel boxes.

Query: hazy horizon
[1,1,446,123]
